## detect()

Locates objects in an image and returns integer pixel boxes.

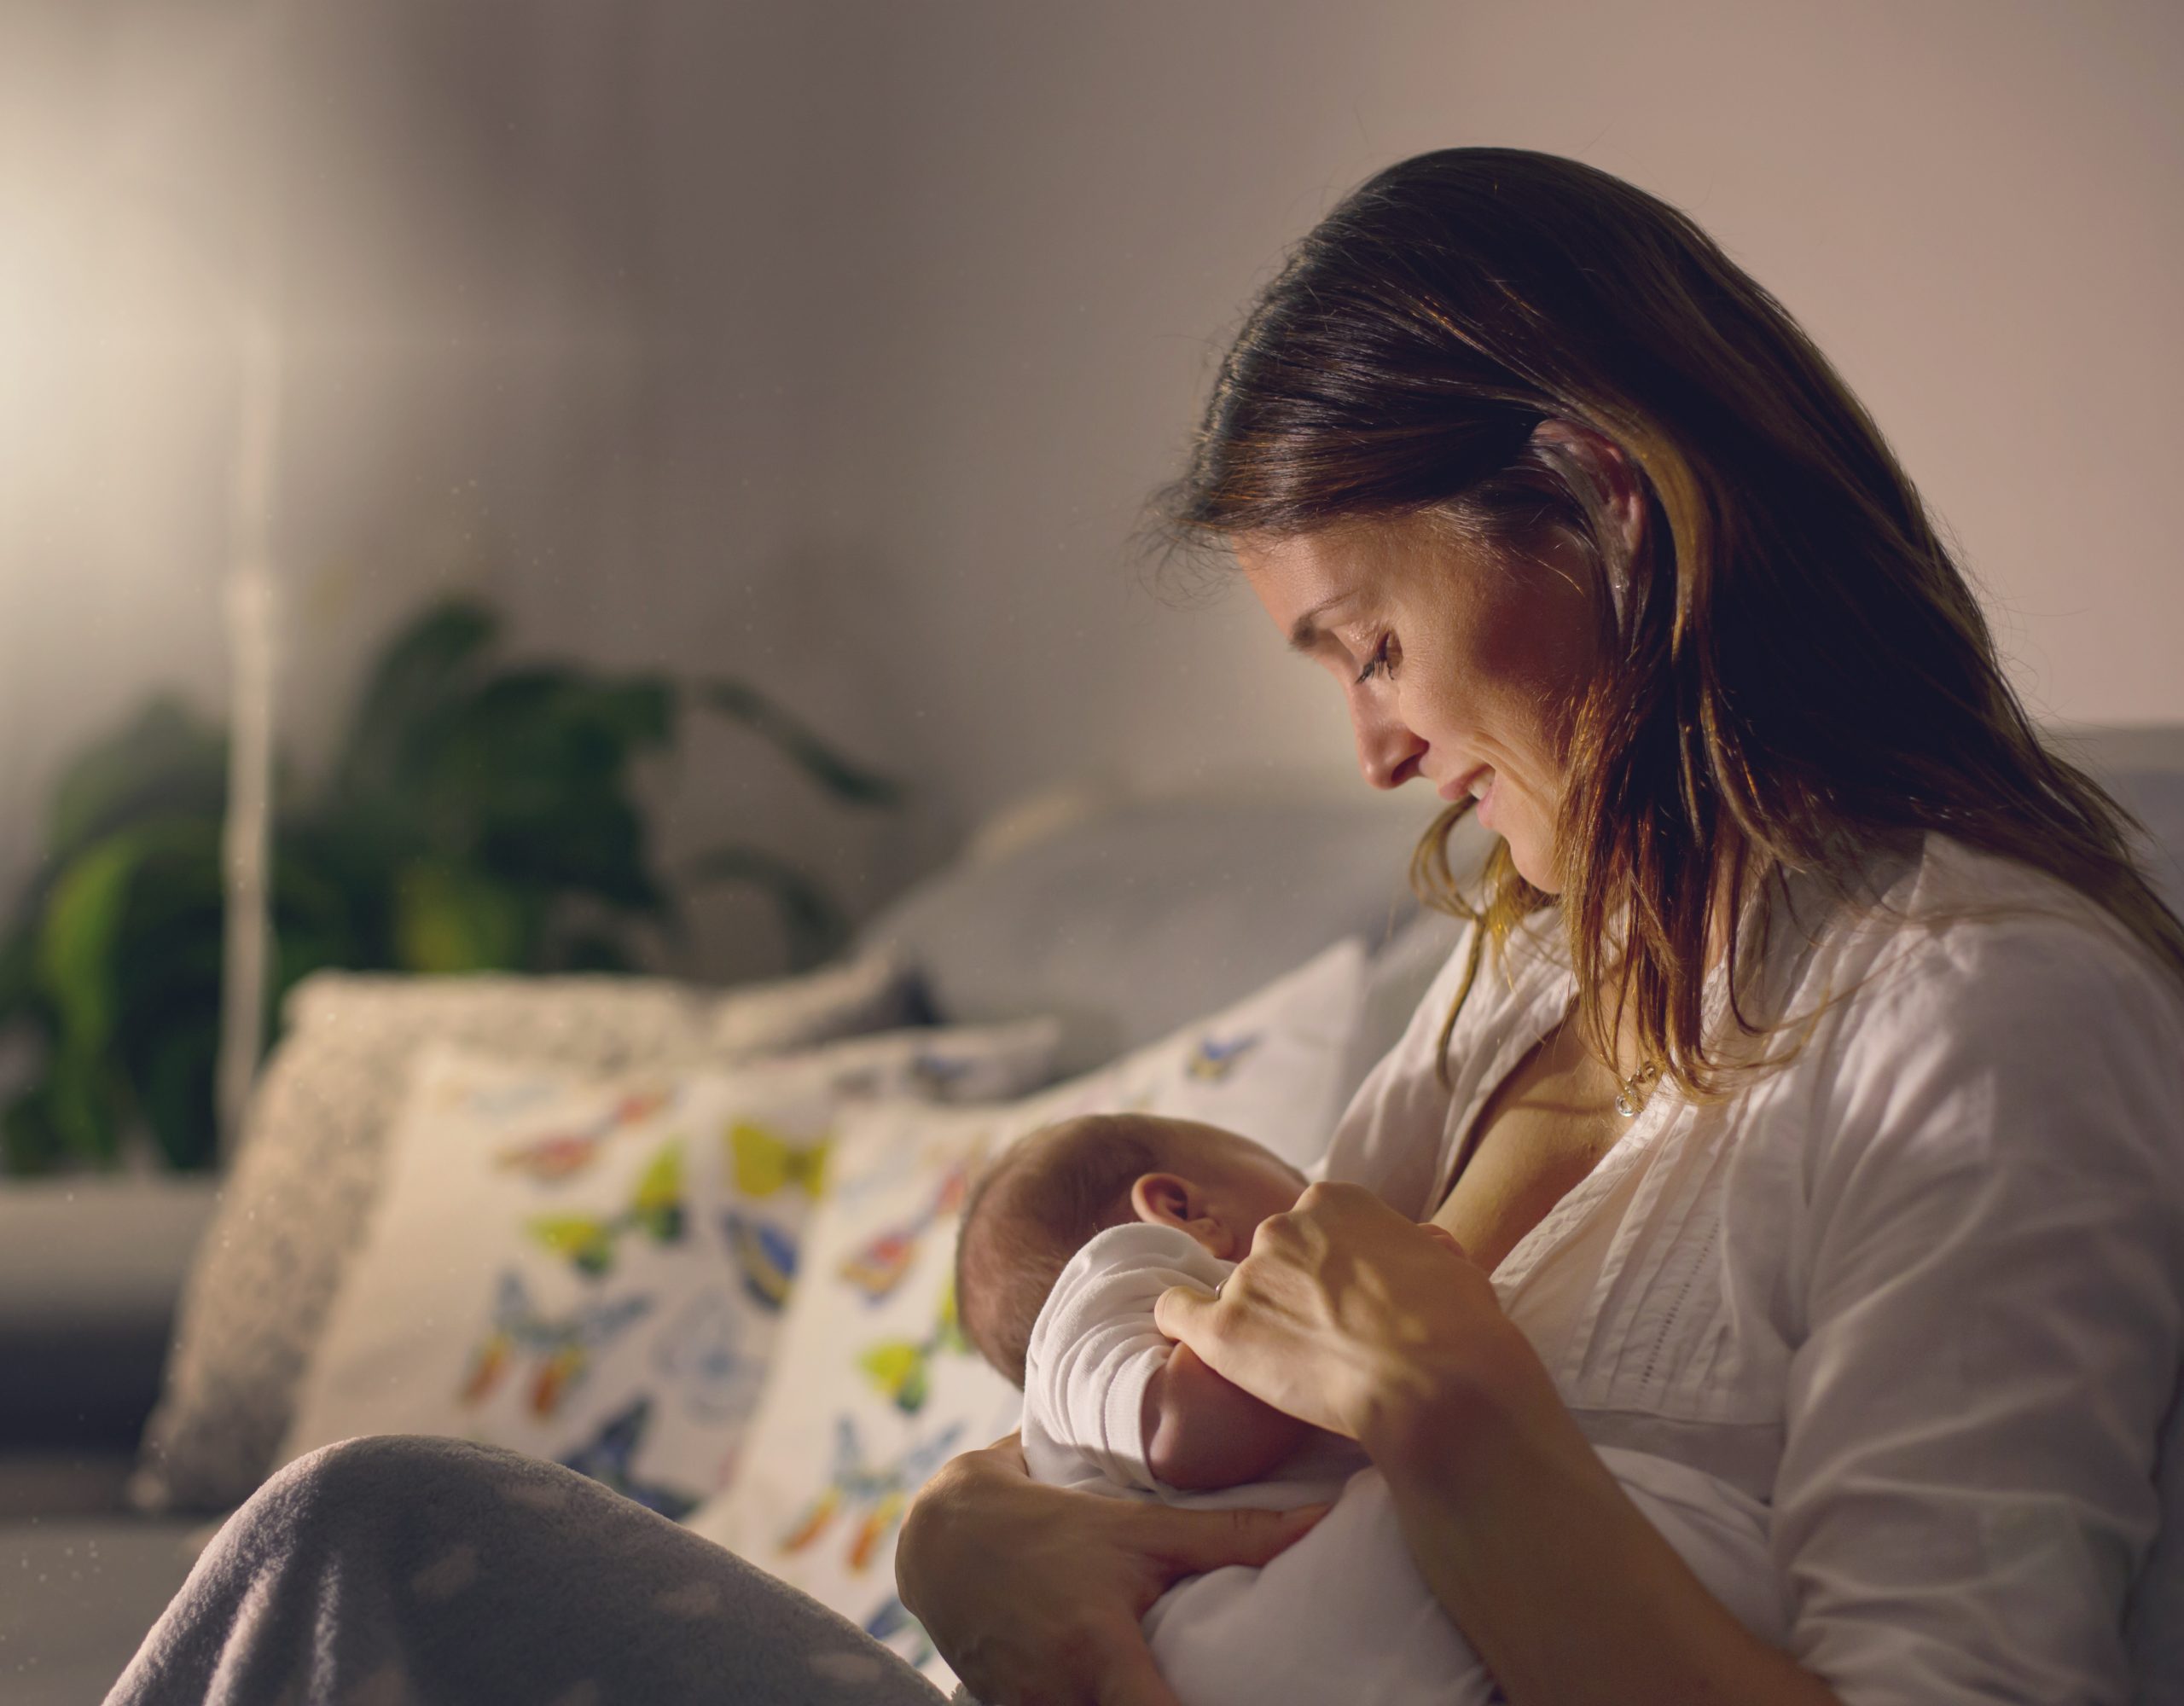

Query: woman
[893,147,2184,1703]
[106,148,2184,1706]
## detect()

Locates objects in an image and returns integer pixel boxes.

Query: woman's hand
[1153,1181,1549,1458]
[895,1431,1327,1706]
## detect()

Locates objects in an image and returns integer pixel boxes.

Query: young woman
[897,146,2184,1706]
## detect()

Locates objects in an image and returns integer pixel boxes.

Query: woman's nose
[1352,701,1427,791]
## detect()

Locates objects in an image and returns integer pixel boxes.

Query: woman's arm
[1757,922,2184,1703]
[895,1434,1327,1706]
[1155,1185,1850,1706]
[1364,1349,1843,1706]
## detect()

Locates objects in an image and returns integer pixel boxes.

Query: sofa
[3,736,2180,1703]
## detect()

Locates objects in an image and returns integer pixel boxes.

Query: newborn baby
[954,1111,1788,1706]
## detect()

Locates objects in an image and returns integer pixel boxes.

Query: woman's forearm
[1364,1362,1844,1706]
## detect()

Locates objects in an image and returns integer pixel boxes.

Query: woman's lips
[1439,764,1491,804]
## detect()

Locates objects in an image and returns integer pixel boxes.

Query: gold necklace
[1613,1059,1661,1119]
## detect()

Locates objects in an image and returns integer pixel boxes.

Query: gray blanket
[102,1436,950,1706]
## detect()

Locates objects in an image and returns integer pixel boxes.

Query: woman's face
[1236,514,1603,895]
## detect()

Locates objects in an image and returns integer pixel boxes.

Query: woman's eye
[1355,635,1396,685]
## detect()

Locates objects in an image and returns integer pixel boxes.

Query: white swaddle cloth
[1022,1221,1788,1706]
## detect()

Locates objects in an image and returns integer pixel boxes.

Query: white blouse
[1312,831,2184,1706]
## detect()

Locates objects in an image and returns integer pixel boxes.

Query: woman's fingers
[1136,1498,1332,1577]
[1152,1280,1211,1344]
[1150,1185,1507,1439]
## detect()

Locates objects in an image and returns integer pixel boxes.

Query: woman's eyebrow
[1287,595,1356,653]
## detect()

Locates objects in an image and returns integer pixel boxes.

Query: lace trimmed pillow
[130,954,916,1515]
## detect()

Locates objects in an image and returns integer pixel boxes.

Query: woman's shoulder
[1811,830,2183,1018]
[1788,831,2184,1165]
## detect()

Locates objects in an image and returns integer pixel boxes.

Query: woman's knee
[246,1434,529,1549]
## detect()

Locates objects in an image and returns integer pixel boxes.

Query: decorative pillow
[275,1019,1060,1518]
[682,939,1368,1686]
[131,953,918,1515]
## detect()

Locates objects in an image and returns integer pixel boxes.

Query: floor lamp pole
[213,1,291,1164]
[215,305,281,1165]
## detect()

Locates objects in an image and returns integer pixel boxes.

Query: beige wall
[3,0,2178,981]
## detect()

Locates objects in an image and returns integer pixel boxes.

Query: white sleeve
[1774,919,2184,1705]
[1311,917,1480,1216]
[1021,1222,1233,1494]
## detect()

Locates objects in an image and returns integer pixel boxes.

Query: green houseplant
[0,597,901,1175]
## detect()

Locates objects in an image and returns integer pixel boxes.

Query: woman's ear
[1129,1173,1228,1254]
[1532,416,1645,560]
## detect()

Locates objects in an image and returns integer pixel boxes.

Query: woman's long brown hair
[1152,147,2184,1100]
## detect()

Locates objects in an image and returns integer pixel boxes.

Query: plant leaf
[478,794,664,912]
[392,858,539,972]
[694,682,903,808]
[544,928,637,974]
[47,697,227,866]
[1,1089,64,1175]
[38,819,227,1169]
[332,598,498,804]
[135,1014,221,1171]
[36,837,144,1065]
[0,927,44,1029]
[43,1044,129,1169]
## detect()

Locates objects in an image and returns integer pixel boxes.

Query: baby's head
[954,1111,1307,1386]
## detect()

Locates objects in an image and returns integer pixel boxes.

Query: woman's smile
[1446,766,1497,825]
[1438,764,1493,809]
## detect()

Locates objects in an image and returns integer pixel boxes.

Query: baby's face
[1124,1117,1309,1263]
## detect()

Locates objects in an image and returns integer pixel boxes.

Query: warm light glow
[0,146,260,588]
[0,191,89,516]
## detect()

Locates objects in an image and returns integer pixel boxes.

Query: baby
[955,1111,1789,1706]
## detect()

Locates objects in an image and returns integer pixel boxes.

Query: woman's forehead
[1237,519,1457,640]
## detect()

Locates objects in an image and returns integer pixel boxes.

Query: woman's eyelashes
[1355,633,1397,685]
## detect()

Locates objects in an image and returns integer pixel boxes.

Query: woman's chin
[1503,834,1560,897]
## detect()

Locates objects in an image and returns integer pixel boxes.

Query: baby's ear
[1129,1172,1199,1230]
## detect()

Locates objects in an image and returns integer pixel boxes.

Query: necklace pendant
[1613,1061,1657,1120]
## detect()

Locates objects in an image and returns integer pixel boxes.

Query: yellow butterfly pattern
[856,1280,970,1415]
[729,1120,831,1200]
[526,1141,686,1279]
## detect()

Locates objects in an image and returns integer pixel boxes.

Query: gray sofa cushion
[0,1180,218,1447]
[0,1516,203,1703]
[2051,723,2184,908]
[856,789,1487,1077]
[2116,769,2184,910]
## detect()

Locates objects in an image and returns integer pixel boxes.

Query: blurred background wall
[3,0,2179,984]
